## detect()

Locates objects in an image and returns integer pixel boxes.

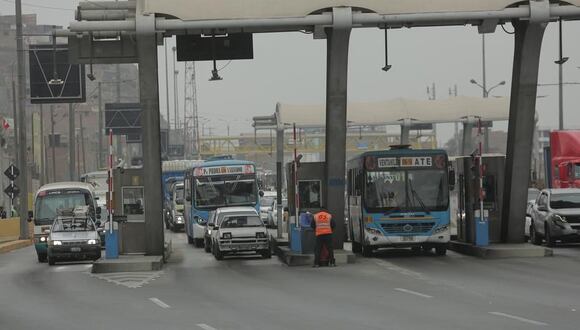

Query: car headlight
[87,239,98,245]
[50,240,62,246]
[365,227,383,236]
[222,232,232,239]
[434,225,449,234]
[40,236,47,242]
[256,232,267,239]
[176,216,184,223]
[553,215,567,228]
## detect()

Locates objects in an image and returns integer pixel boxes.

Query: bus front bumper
[365,231,450,247]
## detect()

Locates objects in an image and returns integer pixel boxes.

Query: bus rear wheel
[187,235,194,245]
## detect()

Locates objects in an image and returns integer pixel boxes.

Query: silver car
[47,206,101,265]
[209,207,271,260]
[529,189,580,246]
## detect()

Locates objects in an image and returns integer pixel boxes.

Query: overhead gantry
[63,0,580,252]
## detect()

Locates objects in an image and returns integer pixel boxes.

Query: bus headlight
[433,225,449,234]
[365,227,383,236]
[40,236,47,242]
[196,217,207,225]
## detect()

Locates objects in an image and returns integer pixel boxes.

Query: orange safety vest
[314,211,332,236]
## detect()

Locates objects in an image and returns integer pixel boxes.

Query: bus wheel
[187,235,194,245]
[194,238,204,248]
[435,246,447,256]
[362,244,373,258]
[352,241,362,253]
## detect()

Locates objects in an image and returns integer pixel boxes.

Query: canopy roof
[142,0,580,21]
[277,96,510,128]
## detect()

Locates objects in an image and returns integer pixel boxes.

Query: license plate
[70,247,81,252]
[402,236,415,242]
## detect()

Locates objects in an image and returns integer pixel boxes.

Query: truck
[544,131,580,189]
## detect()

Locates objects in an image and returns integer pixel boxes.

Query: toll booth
[286,162,327,254]
[452,155,505,244]
[113,168,147,254]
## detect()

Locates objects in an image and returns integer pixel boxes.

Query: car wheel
[261,249,272,259]
[545,225,556,247]
[530,224,542,245]
[362,244,373,258]
[37,253,47,263]
[213,244,223,260]
[435,246,447,256]
[187,235,194,245]
[48,256,55,266]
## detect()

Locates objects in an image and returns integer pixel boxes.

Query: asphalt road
[1,232,579,330]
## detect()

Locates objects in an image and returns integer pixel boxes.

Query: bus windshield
[35,192,92,225]
[195,175,257,209]
[365,170,448,212]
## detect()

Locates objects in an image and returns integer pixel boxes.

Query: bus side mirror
[27,211,33,222]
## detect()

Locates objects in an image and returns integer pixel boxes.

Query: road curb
[0,239,32,254]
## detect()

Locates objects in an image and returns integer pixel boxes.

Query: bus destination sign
[377,157,433,168]
[194,165,255,177]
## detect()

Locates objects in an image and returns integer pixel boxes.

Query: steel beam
[502,0,549,243]
[324,8,352,250]
[137,10,164,256]
[67,5,580,34]
[461,122,475,156]
[275,105,284,239]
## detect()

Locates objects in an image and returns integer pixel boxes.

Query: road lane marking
[375,260,425,280]
[197,324,218,330]
[394,288,433,299]
[149,297,171,309]
[489,312,548,326]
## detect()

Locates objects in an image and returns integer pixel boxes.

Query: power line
[0,0,73,11]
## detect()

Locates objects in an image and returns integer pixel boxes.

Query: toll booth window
[123,187,144,215]
[298,180,321,209]
[575,164,580,178]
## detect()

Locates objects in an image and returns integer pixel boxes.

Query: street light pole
[15,0,29,239]
[555,19,568,130]
[482,34,488,98]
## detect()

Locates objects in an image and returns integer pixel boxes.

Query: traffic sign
[4,164,20,181]
[4,183,20,200]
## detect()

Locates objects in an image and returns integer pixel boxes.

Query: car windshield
[365,170,448,212]
[52,217,95,232]
[261,197,275,208]
[220,215,263,228]
[174,187,184,205]
[550,193,580,209]
[195,175,257,209]
[34,192,92,225]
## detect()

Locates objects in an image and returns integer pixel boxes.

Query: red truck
[545,131,580,188]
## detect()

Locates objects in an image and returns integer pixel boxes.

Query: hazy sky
[1,0,580,145]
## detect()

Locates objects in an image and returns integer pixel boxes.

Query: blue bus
[183,160,260,247]
[347,147,452,256]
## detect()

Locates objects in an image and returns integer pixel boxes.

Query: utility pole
[11,81,18,167]
[15,0,29,239]
[39,104,44,185]
[172,46,179,131]
[482,34,488,98]
[555,19,568,130]
[80,112,86,174]
[164,42,171,152]
[69,104,76,181]
[50,105,56,182]
[98,82,103,168]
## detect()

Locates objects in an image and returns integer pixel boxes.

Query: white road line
[149,297,171,309]
[197,324,218,330]
[394,288,433,299]
[489,312,548,326]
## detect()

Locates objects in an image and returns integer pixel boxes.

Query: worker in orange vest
[310,207,336,267]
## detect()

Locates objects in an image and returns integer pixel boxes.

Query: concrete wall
[0,218,32,240]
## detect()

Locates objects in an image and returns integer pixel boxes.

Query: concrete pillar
[69,104,76,181]
[502,3,548,243]
[461,122,474,156]
[137,11,164,255]
[400,125,410,145]
[324,7,352,250]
